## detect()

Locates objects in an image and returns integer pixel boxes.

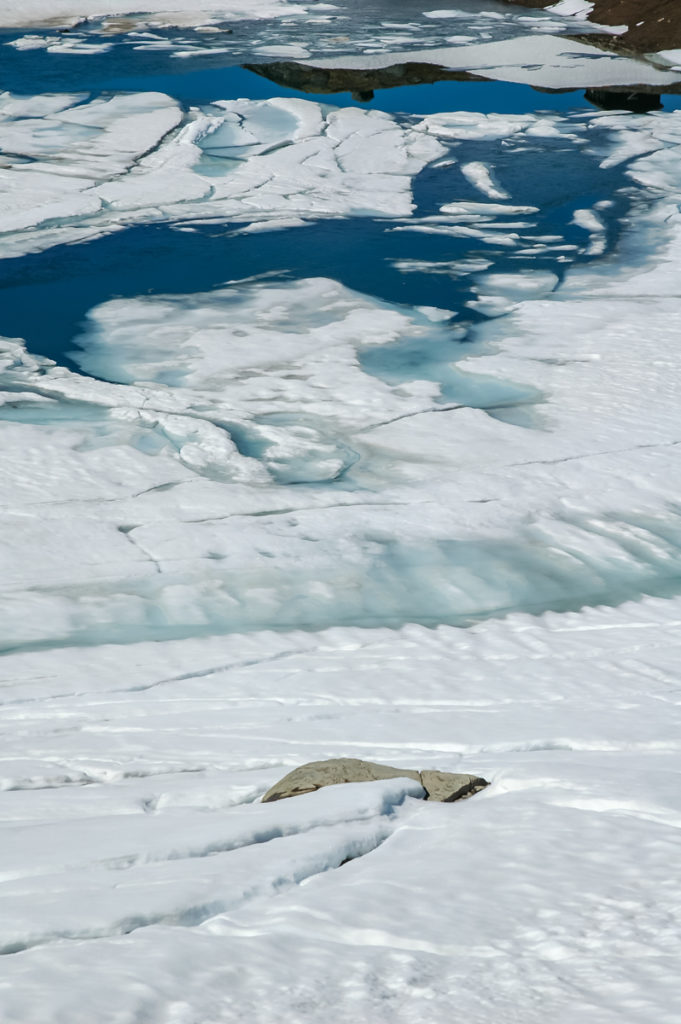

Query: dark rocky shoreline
[505,0,681,52]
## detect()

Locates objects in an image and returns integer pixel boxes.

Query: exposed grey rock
[261,758,421,803]
[261,757,488,804]
[420,770,488,802]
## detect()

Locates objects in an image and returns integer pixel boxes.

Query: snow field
[2,50,681,1024]
[1,598,680,1022]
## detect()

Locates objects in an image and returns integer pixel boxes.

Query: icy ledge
[302,33,681,90]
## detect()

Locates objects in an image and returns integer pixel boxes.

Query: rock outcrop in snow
[261,758,489,803]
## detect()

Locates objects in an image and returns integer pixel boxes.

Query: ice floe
[0,91,182,237]
[0,93,444,258]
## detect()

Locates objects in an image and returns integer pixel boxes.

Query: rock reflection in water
[585,88,663,112]
[245,59,680,114]
[243,60,489,98]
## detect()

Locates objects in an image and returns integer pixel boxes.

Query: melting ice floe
[0,92,444,258]
[0,91,646,261]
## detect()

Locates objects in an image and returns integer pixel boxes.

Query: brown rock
[503,0,681,52]
[243,60,488,99]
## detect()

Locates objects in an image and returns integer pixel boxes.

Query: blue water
[105,65,591,114]
[0,176,628,375]
[0,52,634,376]
[3,24,681,111]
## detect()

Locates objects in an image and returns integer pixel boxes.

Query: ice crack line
[510,438,681,468]
[0,816,403,956]
[354,402,464,435]
[116,525,162,574]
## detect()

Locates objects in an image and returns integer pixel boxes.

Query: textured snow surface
[1,602,681,1022]
[3,68,681,1024]
[549,0,594,17]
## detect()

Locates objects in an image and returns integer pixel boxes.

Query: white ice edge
[303,33,681,89]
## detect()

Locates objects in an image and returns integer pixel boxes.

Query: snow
[548,0,593,17]
[1,599,681,1021]
[658,49,681,69]
[3,25,681,1024]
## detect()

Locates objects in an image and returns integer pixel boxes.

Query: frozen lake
[2,2,681,1022]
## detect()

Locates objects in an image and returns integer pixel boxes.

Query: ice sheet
[4,110,681,650]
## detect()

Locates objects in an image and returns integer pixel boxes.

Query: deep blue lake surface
[0,50,640,378]
[0,30,675,397]
[0,143,630,374]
